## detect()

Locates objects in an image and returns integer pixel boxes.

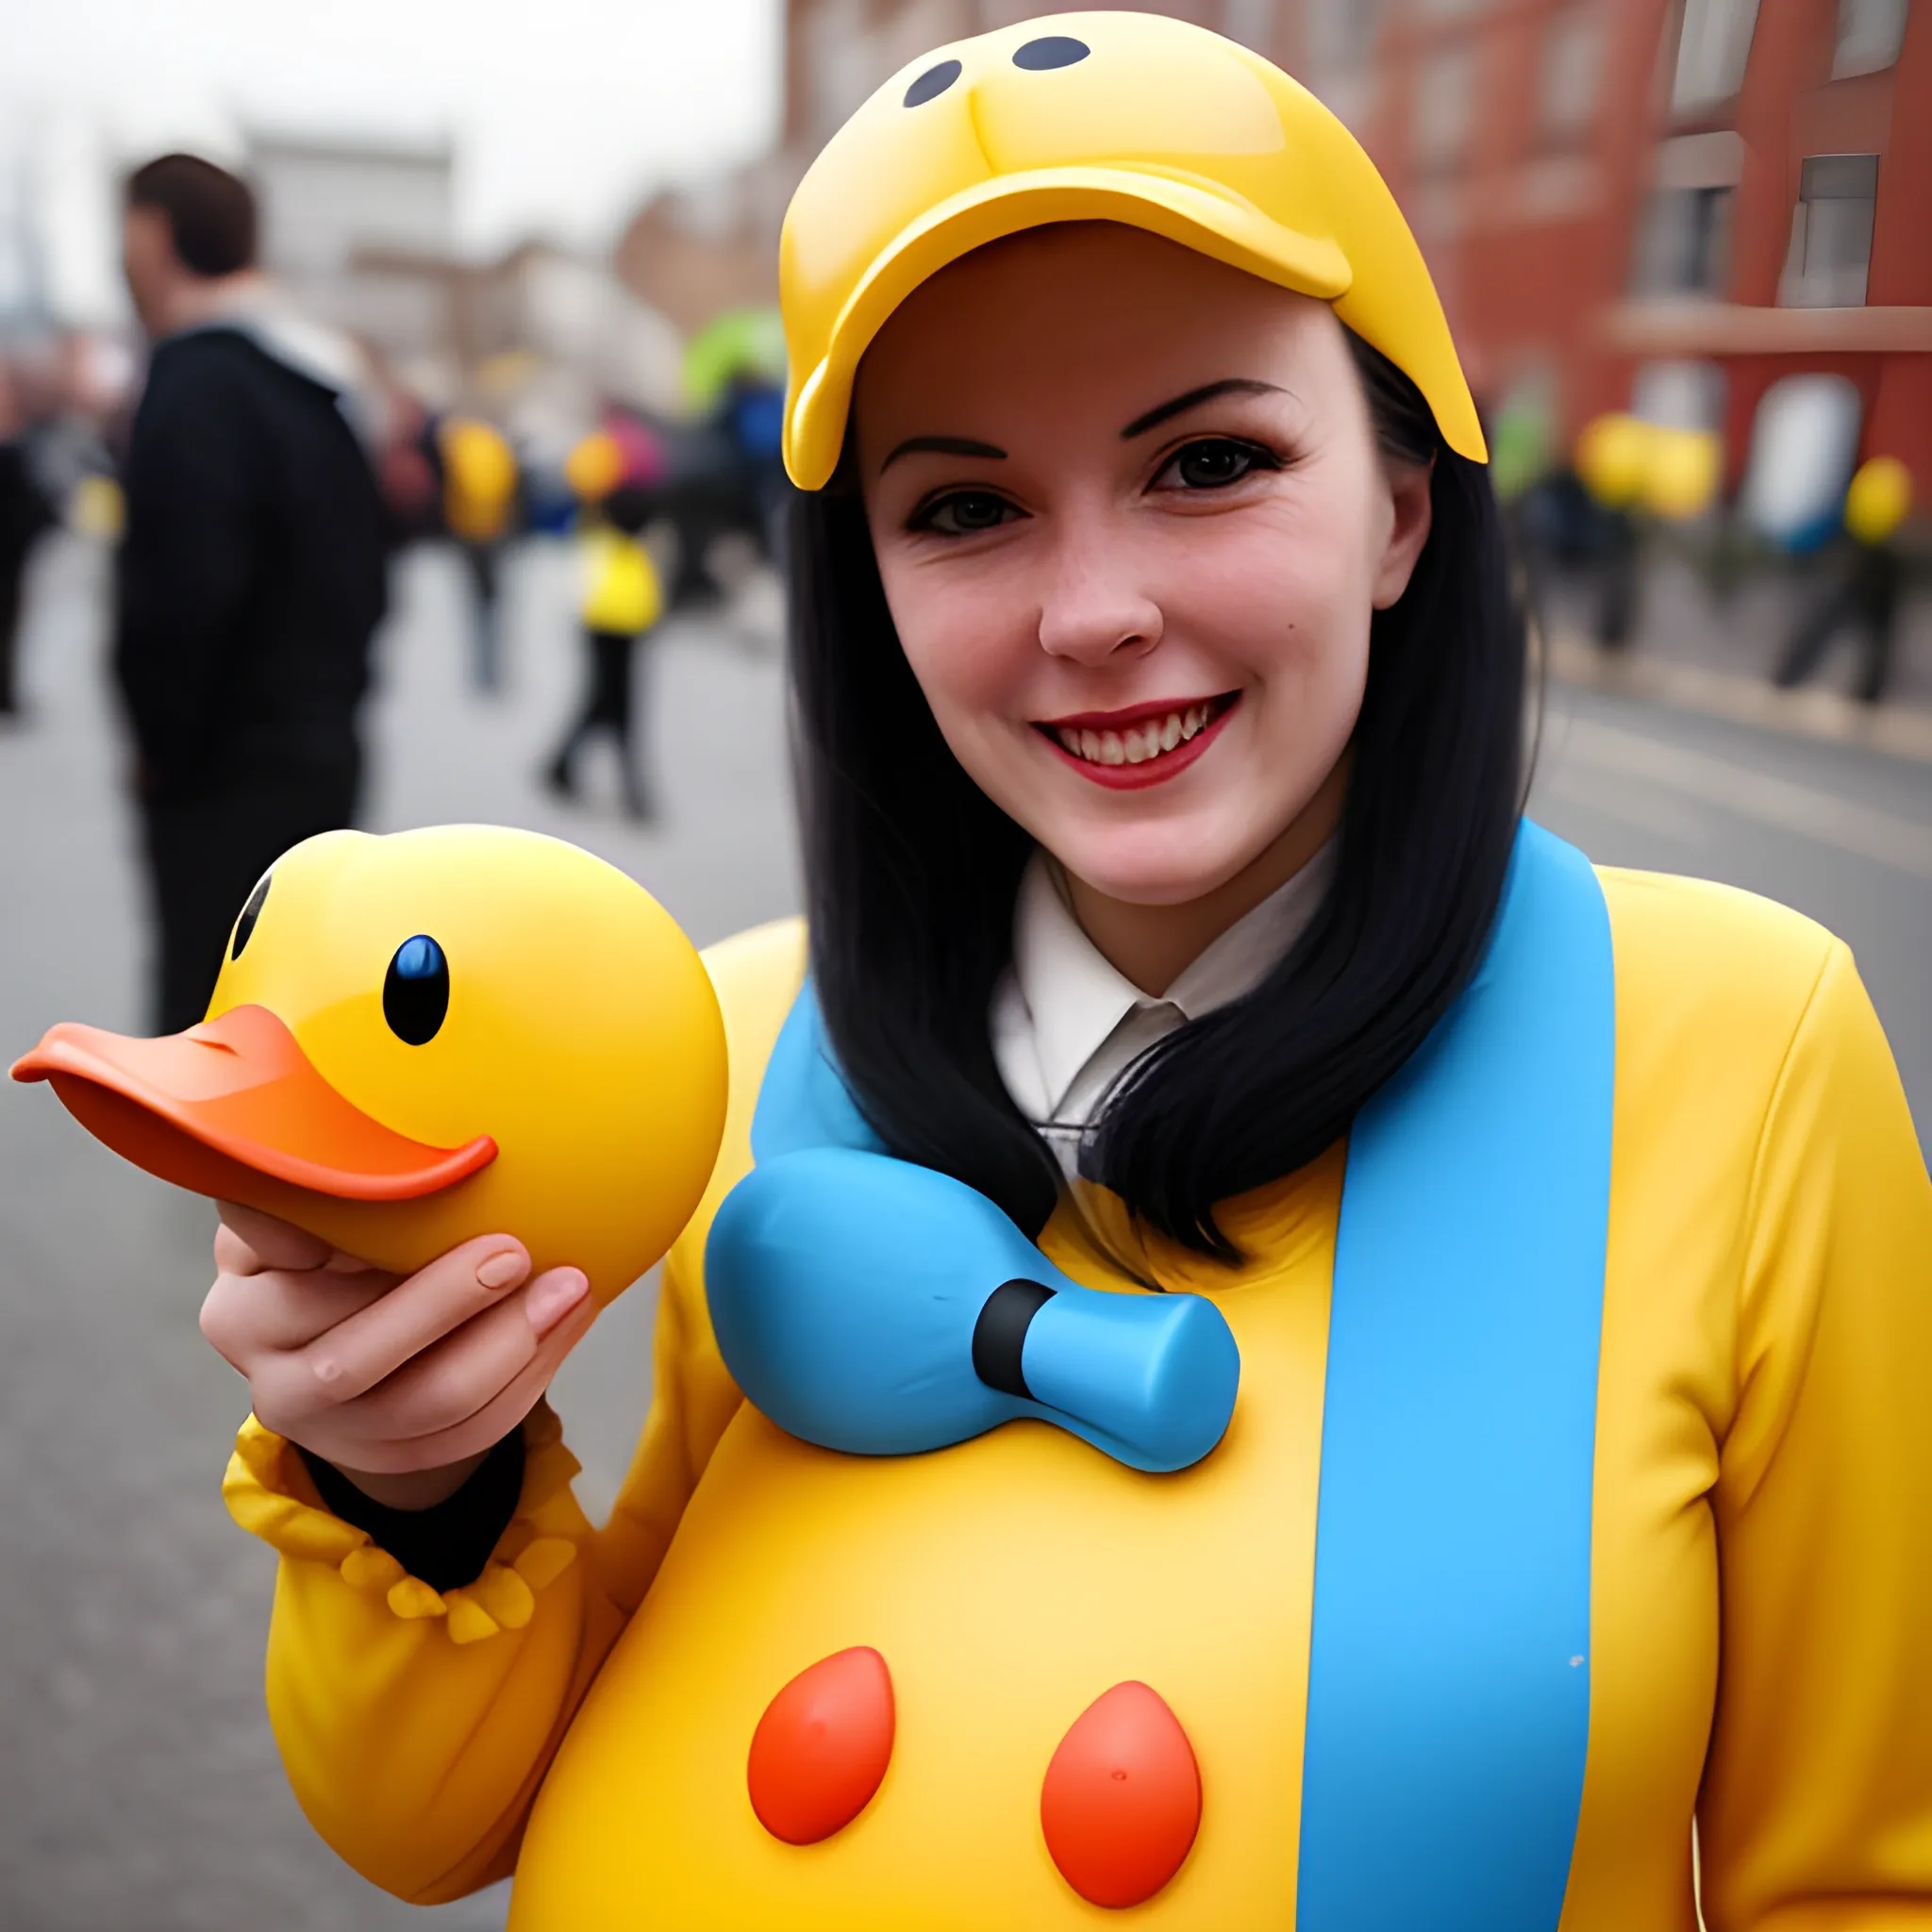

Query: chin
[1052,828,1258,909]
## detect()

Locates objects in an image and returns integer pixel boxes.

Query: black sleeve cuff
[297,1428,527,1593]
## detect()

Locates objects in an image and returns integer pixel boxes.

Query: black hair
[788,326,1524,1262]
[125,154,258,279]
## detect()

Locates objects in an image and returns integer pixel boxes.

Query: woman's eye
[1159,438,1276,491]
[916,491,1023,536]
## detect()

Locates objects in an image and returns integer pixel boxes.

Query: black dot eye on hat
[383,935,450,1046]
[904,58,962,108]
[230,873,272,961]
[1013,35,1090,70]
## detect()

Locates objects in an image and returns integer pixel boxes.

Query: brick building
[1365,0,1929,492]
[620,0,1929,491]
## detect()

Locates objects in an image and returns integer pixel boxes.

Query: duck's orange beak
[10,1004,496,1203]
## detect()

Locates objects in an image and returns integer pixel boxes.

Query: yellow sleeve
[231,1402,623,1903]
[1697,941,1932,1930]
[225,917,807,1905]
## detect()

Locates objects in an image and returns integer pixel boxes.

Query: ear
[1370,457,1435,610]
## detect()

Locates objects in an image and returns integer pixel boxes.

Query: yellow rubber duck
[11,824,727,1307]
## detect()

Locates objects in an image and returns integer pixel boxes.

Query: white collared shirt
[991,841,1336,1178]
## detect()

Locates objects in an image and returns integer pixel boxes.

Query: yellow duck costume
[113,15,1932,1928]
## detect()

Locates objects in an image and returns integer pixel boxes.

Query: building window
[1540,5,1606,144]
[1305,0,1385,125]
[1630,186,1735,298]
[1779,153,1879,308]
[1832,0,1911,77]
[1223,0,1277,55]
[1670,0,1762,113]
[805,0,878,145]
[1412,42,1480,174]
[1631,358,1726,433]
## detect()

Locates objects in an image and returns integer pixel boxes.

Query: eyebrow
[1121,378,1287,440]
[878,434,1008,474]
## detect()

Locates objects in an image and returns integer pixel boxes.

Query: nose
[1035,524,1163,667]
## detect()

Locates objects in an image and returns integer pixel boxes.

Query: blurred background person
[116,152,388,1034]
[437,412,519,691]
[546,443,662,820]
[0,357,58,719]
[1574,411,1653,654]
[1776,456,1914,706]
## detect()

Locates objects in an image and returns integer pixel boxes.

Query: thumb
[215,1200,336,1274]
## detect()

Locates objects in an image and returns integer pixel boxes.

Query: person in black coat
[117,154,388,1034]
[0,358,56,718]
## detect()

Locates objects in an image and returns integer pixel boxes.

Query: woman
[203,16,1932,1927]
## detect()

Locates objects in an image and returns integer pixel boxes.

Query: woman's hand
[199,1203,596,1508]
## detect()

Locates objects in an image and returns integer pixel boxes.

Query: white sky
[1,0,782,321]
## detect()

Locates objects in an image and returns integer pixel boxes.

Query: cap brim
[785,164,1354,490]
[10,1004,496,1203]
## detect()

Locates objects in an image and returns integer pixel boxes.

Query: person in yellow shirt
[439,414,518,692]
[196,16,1931,1928]
[544,481,663,821]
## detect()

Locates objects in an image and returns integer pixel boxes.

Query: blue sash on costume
[1296,820,1614,1931]
[712,819,1615,1926]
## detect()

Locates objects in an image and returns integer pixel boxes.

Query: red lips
[1037,692,1240,791]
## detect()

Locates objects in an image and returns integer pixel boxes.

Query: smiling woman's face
[856,221,1433,916]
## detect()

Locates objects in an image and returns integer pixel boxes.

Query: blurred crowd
[0,150,791,1038]
[1,140,1924,1041]
[1493,375,1919,707]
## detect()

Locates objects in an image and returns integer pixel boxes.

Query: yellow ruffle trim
[222,1401,585,1646]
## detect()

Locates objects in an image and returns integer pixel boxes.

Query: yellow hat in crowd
[1575,412,1722,523]
[1844,455,1912,545]
[565,429,627,504]
[440,417,518,543]
[777,9,1486,490]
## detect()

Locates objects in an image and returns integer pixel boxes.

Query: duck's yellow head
[11,825,727,1307]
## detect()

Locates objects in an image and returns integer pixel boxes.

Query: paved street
[1,532,1926,1930]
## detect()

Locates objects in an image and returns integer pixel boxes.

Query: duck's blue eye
[383,934,449,1045]
[230,872,271,961]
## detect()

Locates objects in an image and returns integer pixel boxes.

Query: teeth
[1055,703,1218,766]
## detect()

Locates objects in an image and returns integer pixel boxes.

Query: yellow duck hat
[12,825,727,1309]
[779,8,1486,490]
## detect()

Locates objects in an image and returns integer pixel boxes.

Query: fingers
[328,1268,588,1441]
[242,1236,545,1433]
[200,1262,396,1370]
[212,1220,263,1278]
[215,1202,336,1274]
[315,1290,600,1474]
[195,1215,599,1480]
[270,1236,538,1415]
